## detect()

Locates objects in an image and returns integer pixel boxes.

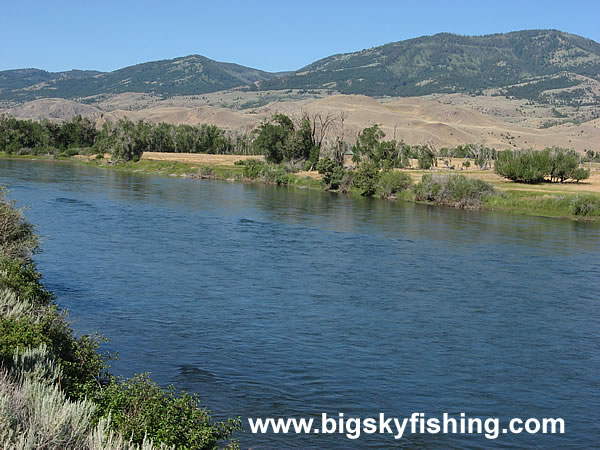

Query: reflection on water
[1,159,599,448]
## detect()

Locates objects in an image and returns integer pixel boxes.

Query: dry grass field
[141,152,264,166]
[138,151,600,196]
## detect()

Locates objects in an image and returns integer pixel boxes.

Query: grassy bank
[1,152,599,222]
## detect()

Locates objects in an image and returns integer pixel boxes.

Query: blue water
[1,159,599,448]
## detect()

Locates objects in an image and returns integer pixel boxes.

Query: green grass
[484,190,600,221]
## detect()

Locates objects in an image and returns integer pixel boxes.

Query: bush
[414,174,496,209]
[549,147,579,182]
[495,148,589,183]
[263,165,292,186]
[241,159,266,179]
[0,188,38,260]
[316,157,346,190]
[91,374,241,449]
[0,258,54,304]
[572,167,590,182]
[0,348,164,450]
[377,171,413,199]
[494,149,552,183]
[571,195,600,216]
[352,161,380,196]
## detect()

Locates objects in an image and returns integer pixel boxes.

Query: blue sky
[1,0,599,73]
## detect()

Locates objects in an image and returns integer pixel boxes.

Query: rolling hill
[0,55,278,103]
[1,30,599,107]
[259,30,600,103]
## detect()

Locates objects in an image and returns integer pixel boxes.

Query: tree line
[0,115,261,160]
[0,113,592,186]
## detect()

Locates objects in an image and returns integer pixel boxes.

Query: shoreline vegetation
[1,114,599,222]
[2,152,600,222]
[0,189,241,447]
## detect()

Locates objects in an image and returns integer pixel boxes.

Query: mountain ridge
[1,29,599,106]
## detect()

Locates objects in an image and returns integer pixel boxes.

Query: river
[1,159,599,448]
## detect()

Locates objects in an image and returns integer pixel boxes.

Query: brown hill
[2,94,599,152]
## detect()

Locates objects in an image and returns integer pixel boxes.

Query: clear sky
[1,0,599,73]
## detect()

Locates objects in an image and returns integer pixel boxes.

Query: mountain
[0,68,103,91]
[0,55,277,103]
[1,30,599,105]
[259,30,600,103]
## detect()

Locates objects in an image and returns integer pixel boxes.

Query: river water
[1,159,599,448]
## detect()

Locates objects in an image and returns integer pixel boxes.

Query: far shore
[2,152,600,223]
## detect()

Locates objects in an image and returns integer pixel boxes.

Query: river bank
[1,152,599,222]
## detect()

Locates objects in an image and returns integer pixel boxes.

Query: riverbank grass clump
[237,159,293,186]
[571,194,600,217]
[377,170,414,199]
[414,174,496,209]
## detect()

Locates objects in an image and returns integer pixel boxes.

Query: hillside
[0,55,277,104]
[4,94,598,153]
[0,68,102,92]
[259,30,600,104]
[1,30,600,107]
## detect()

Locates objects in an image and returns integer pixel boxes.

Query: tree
[290,116,315,163]
[549,147,579,183]
[252,114,295,163]
[352,160,380,196]
[352,125,385,164]
[99,119,149,162]
[316,157,345,190]
[417,145,435,169]
[494,149,552,183]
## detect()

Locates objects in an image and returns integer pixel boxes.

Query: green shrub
[495,148,589,184]
[414,174,495,209]
[242,159,266,179]
[0,188,38,260]
[495,149,552,183]
[92,374,241,449]
[571,195,600,216]
[263,165,292,186]
[0,348,162,450]
[316,157,346,190]
[352,161,380,196]
[572,167,591,182]
[377,170,413,199]
[0,258,54,304]
[0,369,97,449]
[0,288,107,400]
